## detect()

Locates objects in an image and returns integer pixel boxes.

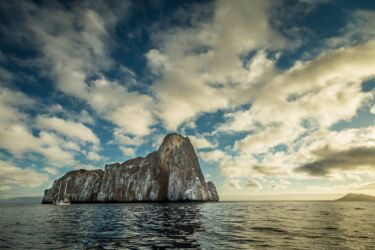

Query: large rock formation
[42,133,219,203]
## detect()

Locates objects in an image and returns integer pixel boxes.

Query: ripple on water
[251,226,289,234]
[0,202,375,249]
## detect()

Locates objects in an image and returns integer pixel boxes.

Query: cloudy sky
[0,0,375,200]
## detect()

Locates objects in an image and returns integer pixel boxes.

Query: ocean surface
[1,201,374,249]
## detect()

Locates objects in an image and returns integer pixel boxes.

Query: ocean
[0,201,374,249]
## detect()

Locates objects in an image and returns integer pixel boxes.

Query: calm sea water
[0,201,374,249]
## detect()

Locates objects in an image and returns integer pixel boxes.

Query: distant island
[42,133,219,204]
[0,196,43,204]
[335,193,375,202]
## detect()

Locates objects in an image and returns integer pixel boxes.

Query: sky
[0,0,375,201]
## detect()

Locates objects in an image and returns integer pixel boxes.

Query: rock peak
[159,133,186,149]
[165,132,185,139]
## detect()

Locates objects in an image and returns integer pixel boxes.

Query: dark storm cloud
[252,165,286,176]
[294,147,375,176]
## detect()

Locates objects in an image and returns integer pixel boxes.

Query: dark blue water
[1,201,374,249]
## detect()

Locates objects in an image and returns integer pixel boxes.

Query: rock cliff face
[159,133,212,201]
[42,133,219,203]
[42,169,103,204]
[97,152,168,202]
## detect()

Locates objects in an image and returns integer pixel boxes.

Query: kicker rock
[42,133,219,203]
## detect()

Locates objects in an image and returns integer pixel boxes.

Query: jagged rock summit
[42,133,219,203]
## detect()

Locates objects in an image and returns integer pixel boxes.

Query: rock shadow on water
[136,203,204,248]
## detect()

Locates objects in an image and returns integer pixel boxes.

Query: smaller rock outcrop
[42,169,103,204]
[42,133,219,203]
[206,181,219,201]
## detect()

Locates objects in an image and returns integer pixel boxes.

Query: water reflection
[43,203,204,248]
[134,203,204,248]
